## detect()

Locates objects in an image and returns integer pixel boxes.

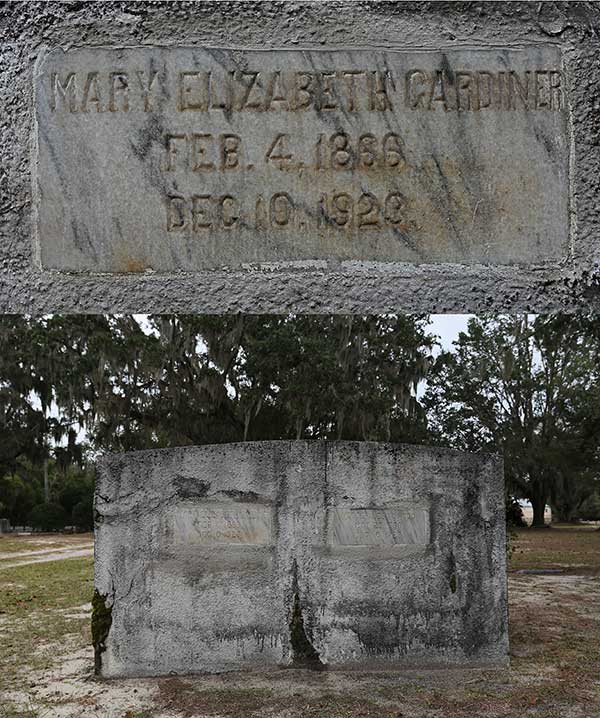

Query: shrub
[577,492,600,521]
[72,499,94,531]
[506,496,527,527]
[27,502,67,531]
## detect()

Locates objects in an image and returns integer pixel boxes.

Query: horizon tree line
[0,314,598,529]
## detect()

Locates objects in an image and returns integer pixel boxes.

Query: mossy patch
[289,591,323,668]
[91,589,112,674]
[289,560,324,670]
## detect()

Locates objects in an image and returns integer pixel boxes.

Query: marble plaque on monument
[34,45,568,272]
[166,502,273,546]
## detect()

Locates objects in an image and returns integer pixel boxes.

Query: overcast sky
[427,314,472,352]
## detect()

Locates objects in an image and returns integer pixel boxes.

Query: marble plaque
[328,504,430,547]
[166,502,273,546]
[35,45,568,271]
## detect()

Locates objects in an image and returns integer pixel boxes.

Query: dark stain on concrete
[289,559,325,670]
[173,476,211,498]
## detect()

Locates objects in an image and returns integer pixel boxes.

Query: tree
[0,315,150,523]
[0,462,43,525]
[139,315,435,445]
[0,317,49,483]
[424,316,600,527]
[0,314,437,529]
[72,499,94,531]
[0,315,99,501]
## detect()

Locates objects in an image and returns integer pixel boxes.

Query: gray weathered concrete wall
[2,1,600,312]
[94,441,508,677]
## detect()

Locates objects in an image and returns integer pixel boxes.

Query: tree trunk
[530,493,547,528]
[43,457,49,504]
[550,503,571,524]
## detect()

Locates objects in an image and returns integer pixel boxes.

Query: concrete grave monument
[2,2,600,312]
[94,441,508,677]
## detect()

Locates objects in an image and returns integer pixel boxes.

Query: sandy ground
[1,571,598,718]
[0,544,93,561]
[0,533,94,569]
[0,545,94,569]
[1,528,599,718]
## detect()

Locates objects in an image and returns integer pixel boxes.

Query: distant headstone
[94,441,508,677]
[0,518,11,534]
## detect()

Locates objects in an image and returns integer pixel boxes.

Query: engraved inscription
[405,69,562,111]
[35,46,569,271]
[48,69,563,115]
[328,505,430,547]
[166,503,273,546]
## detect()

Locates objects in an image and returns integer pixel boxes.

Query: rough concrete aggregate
[2,1,600,312]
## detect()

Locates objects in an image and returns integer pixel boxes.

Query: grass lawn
[510,523,600,574]
[0,557,94,694]
[0,526,598,718]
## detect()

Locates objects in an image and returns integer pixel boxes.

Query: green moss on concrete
[289,560,324,670]
[91,589,112,674]
[290,592,322,665]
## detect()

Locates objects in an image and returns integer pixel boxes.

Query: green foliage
[0,314,435,531]
[0,468,42,524]
[506,497,527,528]
[59,475,89,515]
[59,467,94,528]
[71,498,93,530]
[98,314,435,448]
[27,502,67,531]
[2,313,598,533]
[577,492,600,521]
[91,589,112,674]
[424,315,600,526]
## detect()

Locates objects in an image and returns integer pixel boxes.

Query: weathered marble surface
[94,441,508,676]
[3,1,600,311]
[327,505,430,546]
[165,502,273,546]
[35,45,568,271]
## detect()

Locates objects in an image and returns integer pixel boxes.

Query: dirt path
[0,544,94,561]
[0,545,94,569]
